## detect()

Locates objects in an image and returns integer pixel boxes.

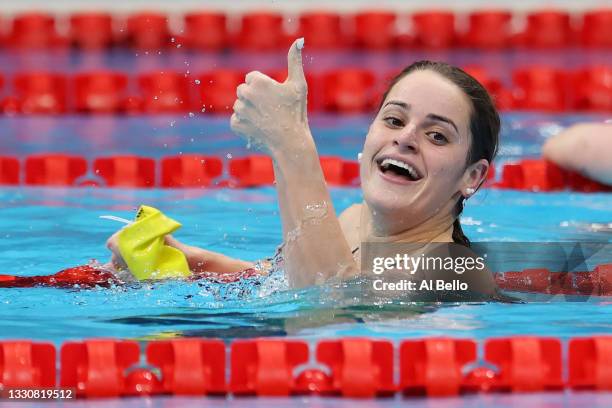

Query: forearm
[270,133,358,287]
[182,245,254,274]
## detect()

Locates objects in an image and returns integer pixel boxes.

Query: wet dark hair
[378,61,500,247]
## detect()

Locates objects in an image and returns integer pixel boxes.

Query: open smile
[376,156,424,185]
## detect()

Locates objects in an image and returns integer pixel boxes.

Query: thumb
[286,37,306,86]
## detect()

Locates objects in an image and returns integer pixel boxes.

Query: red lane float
[464,10,512,49]
[61,340,141,398]
[581,9,612,48]
[231,339,309,396]
[519,10,575,48]
[138,71,193,113]
[0,66,609,114]
[400,338,476,396]
[298,12,344,50]
[569,336,612,390]
[197,69,245,114]
[412,11,456,49]
[572,66,612,112]
[161,155,223,188]
[495,159,612,192]
[463,66,514,110]
[227,155,360,187]
[25,154,87,186]
[184,12,228,51]
[0,341,55,388]
[74,71,129,114]
[227,155,275,187]
[93,156,156,188]
[317,339,395,397]
[2,336,612,399]
[485,337,563,392]
[236,12,285,51]
[323,69,377,113]
[494,264,612,296]
[0,156,19,185]
[146,339,226,395]
[354,11,397,50]
[9,12,61,49]
[70,13,114,50]
[125,12,170,50]
[512,67,569,112]
[11,72,68,114]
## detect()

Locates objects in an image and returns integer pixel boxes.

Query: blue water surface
[0,113,611,345]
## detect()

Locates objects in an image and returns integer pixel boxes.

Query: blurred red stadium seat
[74,71,129,114]
[520,11,574,48]
[126,12,171,50]
[138,71,192,113]
[198,69,244,114]
[9,13,60,49]
[412,11,456,48]
[581,9,612,48]
[70,13,114,49]
[464,10,512,48]
[512,67,569,111]
[323,69,377,113]
[236,12,285,51]
[12,73,67,114]
[184,12,228,51]
[298,12,344,50]
[354,11,397,50]
[571,66,612,112]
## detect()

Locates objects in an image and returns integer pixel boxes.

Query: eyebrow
[382,100,459,135]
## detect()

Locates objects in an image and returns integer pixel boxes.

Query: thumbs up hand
[231,38,310,158]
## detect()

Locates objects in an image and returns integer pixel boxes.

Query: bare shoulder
[338,203,362,249]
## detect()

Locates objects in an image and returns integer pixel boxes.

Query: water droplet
[176,44,182,48]
[188,112,195,118]
[201,107,206,113]
[194,79,201,85]
[169,121,175,127]
[226,153,233,159]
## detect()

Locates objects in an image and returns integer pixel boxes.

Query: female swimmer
[106,38,500,293]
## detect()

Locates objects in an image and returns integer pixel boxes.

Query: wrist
[268,125,314,158]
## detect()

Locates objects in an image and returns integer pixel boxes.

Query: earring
[465,187,475,196]
[357,152,362,162]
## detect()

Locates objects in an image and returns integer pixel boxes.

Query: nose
[393,122,419,153]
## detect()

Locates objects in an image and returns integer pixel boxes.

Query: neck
[360,201,456,244]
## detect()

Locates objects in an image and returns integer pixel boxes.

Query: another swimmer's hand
[230,38,311,158]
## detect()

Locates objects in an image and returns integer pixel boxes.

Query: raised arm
[230,39,358,287]
[542,123,612,186]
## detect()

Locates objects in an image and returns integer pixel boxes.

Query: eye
[383,116,404,128]
[427,132,449,145]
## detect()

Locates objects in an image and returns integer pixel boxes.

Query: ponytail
[452,198,471,247]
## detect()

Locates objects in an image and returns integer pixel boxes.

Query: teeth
[381,158,419,179]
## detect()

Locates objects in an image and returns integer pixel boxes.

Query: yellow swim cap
[117,205,191,280]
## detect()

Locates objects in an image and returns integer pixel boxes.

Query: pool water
[0,113,610,346]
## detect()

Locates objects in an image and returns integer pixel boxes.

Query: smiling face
[361,69,484,231]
